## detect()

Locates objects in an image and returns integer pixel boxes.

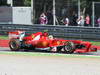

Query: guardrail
[0,24,100,40]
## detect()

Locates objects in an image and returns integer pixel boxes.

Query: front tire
[63,41,75,54]
[9,39,21,51]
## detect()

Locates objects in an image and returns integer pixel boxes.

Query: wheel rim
[64,44,72,51]
[64,42,75,53]
[9,39,20,51]
[10,42,17,49]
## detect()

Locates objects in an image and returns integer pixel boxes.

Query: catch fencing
[0,24,100,41]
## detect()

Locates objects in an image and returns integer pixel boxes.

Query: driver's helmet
[43,32,48,37]
[48,35,53,39]
[42,30,48,37]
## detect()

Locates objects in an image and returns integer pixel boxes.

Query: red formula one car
[8,30,97,54]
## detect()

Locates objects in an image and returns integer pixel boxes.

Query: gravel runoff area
[0,48,100,75]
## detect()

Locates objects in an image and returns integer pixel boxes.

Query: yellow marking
[32,35,35,38]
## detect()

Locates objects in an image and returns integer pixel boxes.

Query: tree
[24,0,31,6]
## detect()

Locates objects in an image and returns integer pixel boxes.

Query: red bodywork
[9,30,97,53]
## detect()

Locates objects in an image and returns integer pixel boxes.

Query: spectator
[85,14,90,26]
[77,15,84,26]
[97,17,100,27]
[72,13,78,26]
[47,10,53,25]
[61,16,69,26]
[39,12,48,25]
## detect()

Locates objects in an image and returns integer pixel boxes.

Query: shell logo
[42,41,49,47]
[57,41,61,45]
[37,41,49,47]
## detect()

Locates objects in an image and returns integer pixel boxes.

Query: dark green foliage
[24,0,31,6]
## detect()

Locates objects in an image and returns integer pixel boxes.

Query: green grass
[0,35,8,40]
[0,51,100,58]
[90,41,100,46]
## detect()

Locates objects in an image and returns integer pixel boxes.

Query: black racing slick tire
[63,41,75,54]
[9,39,21,51]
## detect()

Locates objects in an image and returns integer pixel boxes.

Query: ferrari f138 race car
[8,30,97,54]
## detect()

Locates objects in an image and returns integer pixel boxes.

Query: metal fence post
[92,2,95,27]
[53,0,56,26]
[78,0,80,18]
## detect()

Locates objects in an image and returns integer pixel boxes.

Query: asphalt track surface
[0,47,100,75]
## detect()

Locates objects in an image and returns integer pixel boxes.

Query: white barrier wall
[13,7,32,24]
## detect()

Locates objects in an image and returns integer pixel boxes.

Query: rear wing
[9,30,25,39]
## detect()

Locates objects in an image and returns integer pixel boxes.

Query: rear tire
[9,39,21,51]
[63,41,75,54]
